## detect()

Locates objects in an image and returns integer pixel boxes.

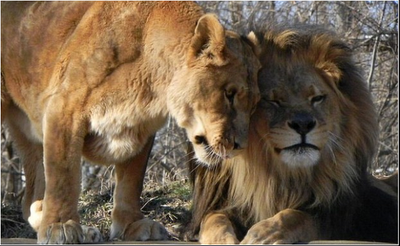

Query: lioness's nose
[225,136,244,151]
[194,135,208,145]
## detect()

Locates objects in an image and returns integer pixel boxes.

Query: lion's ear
[188,13,227,66]
[318,61,343,84]
[314,40,351,84]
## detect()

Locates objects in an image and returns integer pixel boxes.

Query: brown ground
[1,179,193,243]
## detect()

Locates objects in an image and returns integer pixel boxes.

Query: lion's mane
[187,25,398,243]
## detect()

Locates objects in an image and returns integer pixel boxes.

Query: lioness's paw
[38,220,83,244]
[28,200,43,231]
[111,218,169,241]
[124,218,169,241]
[82,225,103,243]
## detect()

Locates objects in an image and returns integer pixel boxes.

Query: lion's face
[168,25,260,166]
[256,62,341,168]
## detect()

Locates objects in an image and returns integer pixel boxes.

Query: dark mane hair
[185,24,398,243]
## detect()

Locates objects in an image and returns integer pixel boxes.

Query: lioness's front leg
[37,108,87,244]
[199,212,239,244]
[240,209,318,244]
[110,137,169,241]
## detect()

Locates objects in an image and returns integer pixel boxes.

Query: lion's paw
[241,209,318,244]
[111,218,169,241]
[200,233,239,244]
[199,212,240,244]
[240,219,286,245]
[37,220,84,244]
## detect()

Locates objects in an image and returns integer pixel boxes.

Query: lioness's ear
[247,31,261,57]
[188,13,227,66]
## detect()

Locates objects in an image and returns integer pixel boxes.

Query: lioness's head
[168,14,260,166]
[254,27,378,169]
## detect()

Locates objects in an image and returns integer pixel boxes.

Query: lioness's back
[2,2,93,87]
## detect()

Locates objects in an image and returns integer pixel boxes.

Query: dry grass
[1,178,192,241]
[1,205,36,239]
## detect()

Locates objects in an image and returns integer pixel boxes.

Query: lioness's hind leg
[110,136,169,241]
[22,147,45,231]
[2,104,45,230]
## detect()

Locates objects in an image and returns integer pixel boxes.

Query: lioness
[1,2,260,243]
[187,25,398,244]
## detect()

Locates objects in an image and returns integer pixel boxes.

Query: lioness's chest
[82,104,166,165]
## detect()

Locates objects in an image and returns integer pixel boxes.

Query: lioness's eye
[225,89,236,104]
[311,95,326,105]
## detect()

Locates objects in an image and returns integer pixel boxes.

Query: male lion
[1,2,260,244]
[188,25,398,244]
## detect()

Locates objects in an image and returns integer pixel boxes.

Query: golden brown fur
[1,2,260,243]
[188,25,398,244]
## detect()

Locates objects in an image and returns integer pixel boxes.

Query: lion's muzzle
[287,112,316,135]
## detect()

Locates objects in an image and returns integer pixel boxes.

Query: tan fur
[1,2,260,243]
[240,209,318,244]
[199,212,239,244]
[190,26,397,244]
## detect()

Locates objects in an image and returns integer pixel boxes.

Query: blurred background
[1,1,398,240]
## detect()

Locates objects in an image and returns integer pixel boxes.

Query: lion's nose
[288,113,316,135]
[233,141,242,150]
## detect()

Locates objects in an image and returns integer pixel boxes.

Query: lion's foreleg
[199,212,240,244]
[110,136,169,241]
[240,208,318,244]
